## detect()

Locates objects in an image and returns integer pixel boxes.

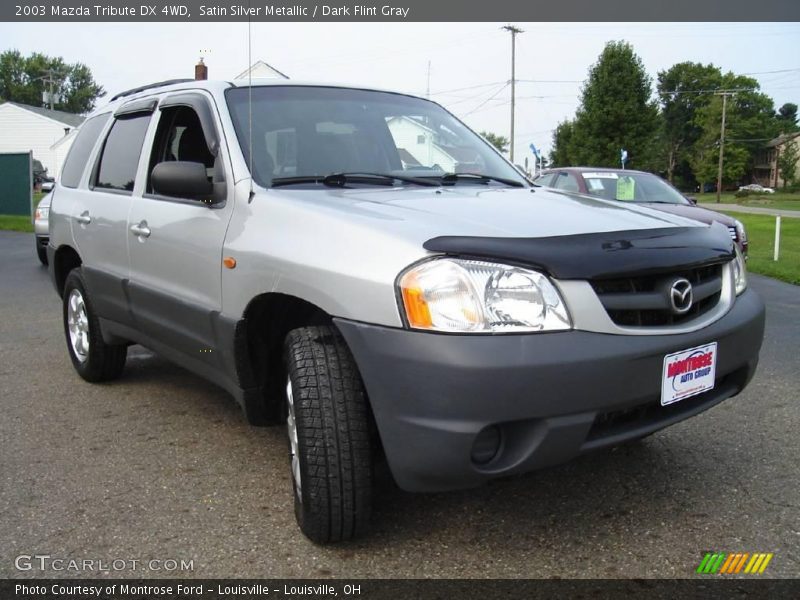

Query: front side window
[61,113,110,188]
[226,86,525,187]
[147,105,216,193]
[94,113,151,193]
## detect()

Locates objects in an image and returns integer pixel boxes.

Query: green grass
[697,191,800,212]
[0,215,33,233]
[720,211,800,285]
[0,192,46,233]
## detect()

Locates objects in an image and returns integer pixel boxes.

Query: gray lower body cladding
[334,289,765,493]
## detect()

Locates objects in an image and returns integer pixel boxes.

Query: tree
[777,141,799,188]
[776,103,799,132]
[480,131,509,153]
[566,41,660,170]
[689,73,780,190]
[0,49,105,113]
[657,62,722,184]
[550,119,575,166]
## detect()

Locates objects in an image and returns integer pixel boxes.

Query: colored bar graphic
[711,553,726,574]
[696,552,773,575]
[758,554,774,574]
[696,553,712,574]
[720,553,737,574]
[734,553,749,573]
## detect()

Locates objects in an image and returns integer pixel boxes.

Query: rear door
[69,101,155,325]
[126,92,234,366]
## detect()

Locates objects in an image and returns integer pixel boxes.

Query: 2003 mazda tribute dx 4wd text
[47,79,765,542]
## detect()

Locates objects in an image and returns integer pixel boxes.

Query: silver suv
[48,79,765,542]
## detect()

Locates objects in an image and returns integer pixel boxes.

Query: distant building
[386,116,479,172]
[0,102,84,178]
[753,131,800,188]
[234,60,289,80]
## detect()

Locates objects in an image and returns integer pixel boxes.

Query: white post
[774,216,781,262]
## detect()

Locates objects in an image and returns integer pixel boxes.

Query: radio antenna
[247,1,254,202]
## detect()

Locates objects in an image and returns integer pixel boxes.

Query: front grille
[585,372,741,444]
[591,263,724,327]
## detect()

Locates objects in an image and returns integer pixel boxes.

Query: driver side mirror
[685,195,698,205]
[151,161,213,201]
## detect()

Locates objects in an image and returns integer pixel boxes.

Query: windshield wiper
[271,172,439,188]
[437,172,525,188]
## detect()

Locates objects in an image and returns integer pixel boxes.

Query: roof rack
[110,79,194,101]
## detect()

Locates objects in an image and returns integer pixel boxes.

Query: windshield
[225,86,526,188]
[579,171,689,204]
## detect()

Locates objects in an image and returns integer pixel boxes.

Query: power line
[429,80,506,96]
[658,87,754,96]
[740,67,800,75]
[462,83,510,116]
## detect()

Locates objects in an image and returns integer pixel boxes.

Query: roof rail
[110,79,194,101]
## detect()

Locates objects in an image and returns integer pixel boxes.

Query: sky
[1,21,799,160]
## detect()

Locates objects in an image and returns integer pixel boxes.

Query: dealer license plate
[661,342,717,406]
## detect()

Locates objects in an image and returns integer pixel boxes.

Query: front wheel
[283,325,373,543]
[62,269,127,382]
[36,240,47,266]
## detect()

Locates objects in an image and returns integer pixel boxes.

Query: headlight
[35,207,49,221]
[733,245,747,295]
[398,258,572,333]
[734,219,747,245]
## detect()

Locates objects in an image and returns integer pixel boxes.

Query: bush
[734,189,750,199]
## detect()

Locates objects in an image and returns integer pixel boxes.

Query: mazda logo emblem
[669,278,693,314]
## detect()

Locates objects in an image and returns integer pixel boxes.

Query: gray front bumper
[335,289,765,492]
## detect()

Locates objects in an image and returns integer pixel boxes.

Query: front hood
[639,202,737,227]
[264,185,704,242]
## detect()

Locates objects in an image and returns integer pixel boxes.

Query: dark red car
[534,167,748,255]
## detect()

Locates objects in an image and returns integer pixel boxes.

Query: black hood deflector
[423,223,735,280]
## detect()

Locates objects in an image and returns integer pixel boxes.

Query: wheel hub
[286,376,302,501]
[67,289,90,363]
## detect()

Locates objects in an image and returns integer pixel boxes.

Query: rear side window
[95,114,152,193]
[60,113,110,188]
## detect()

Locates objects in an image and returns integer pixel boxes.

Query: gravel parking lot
[1,230,798,579]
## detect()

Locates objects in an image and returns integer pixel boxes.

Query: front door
[126,93,234,368]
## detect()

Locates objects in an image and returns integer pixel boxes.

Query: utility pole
[38,68,66,110]
[502,25,523,163]
[715,90,734,204]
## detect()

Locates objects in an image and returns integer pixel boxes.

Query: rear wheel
[62,269,127,382]
[283,325,373,543]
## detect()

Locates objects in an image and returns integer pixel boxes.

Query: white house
[234,60,289,80]
[386,116,478,172]
[0,102,84,178]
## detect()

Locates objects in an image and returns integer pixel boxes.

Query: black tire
[283,325,373,543]
[62,269,127,382]
[36,241,48,266]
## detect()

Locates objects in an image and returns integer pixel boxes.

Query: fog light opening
[471,425,502,465]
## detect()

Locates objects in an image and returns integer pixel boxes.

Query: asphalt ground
[1,230,798,579]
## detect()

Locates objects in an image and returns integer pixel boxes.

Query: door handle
[75,211,91,225]
[130,221,151,238]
